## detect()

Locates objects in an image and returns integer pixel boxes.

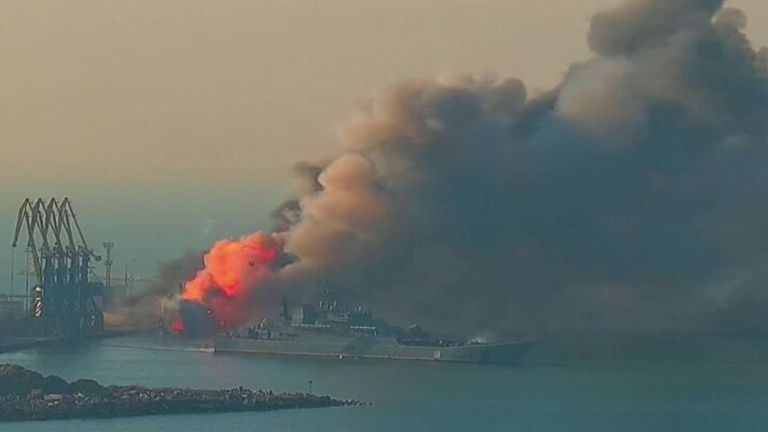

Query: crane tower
[11,198,104,335]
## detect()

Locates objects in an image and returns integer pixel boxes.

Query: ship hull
[214,336,534,364]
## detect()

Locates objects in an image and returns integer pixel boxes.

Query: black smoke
[106,251,202,329]
[265,0,768,337]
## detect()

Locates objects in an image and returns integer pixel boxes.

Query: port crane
[11,198,104,335]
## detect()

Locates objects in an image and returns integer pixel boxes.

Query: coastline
[0,364,361,422]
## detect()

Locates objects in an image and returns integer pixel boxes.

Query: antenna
[103,242,115,291]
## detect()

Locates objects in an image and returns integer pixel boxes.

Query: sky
[1,0,767,293]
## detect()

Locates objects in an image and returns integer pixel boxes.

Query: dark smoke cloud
[588,0,725,56]
[266,0,768,337]
[107,251,202,328]
[155,0,768,341]
[270,161,328,232]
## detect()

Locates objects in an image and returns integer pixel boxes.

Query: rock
[70,379,105,395]
[0,364,44,396]
[40,376,71,394]
[0,364,360,422]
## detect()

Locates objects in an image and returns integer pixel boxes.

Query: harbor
[0,337,76,355]
[2,335,767,432]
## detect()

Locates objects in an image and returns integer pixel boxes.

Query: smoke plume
[178,0,768,337]
[106,250,202,329]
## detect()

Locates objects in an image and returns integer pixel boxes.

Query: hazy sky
[1,0,767,290]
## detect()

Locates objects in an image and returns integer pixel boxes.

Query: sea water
[0,336,767,432]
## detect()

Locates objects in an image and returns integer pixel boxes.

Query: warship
[213,293,534,364]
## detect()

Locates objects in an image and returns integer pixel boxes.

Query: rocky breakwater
[0,364,361,421]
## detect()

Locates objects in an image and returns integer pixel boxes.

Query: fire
[180,232,284,330]
[171,319,186,334]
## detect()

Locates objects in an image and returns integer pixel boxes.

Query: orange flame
[171,319,186,334]
[181,232,284,329]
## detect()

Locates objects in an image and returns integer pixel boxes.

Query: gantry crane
[11,198,104,335]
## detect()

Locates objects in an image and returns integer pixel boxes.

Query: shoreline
[0,364,362,422]
[0,329,143,354]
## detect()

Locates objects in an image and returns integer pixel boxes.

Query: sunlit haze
[1,0,767,287]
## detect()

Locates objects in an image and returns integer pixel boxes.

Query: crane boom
[10,197,104,335]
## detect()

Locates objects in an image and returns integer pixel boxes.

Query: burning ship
[168,235,532,363]
[210,292,534,364]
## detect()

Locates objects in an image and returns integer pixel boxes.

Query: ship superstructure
[214,292,534,364]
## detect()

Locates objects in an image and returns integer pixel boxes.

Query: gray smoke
[262,0,768,337]
[107,251,202,328]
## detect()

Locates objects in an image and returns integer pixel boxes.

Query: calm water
[0,336,767,432]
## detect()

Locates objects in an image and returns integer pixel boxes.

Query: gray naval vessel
[214,293,534,364]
